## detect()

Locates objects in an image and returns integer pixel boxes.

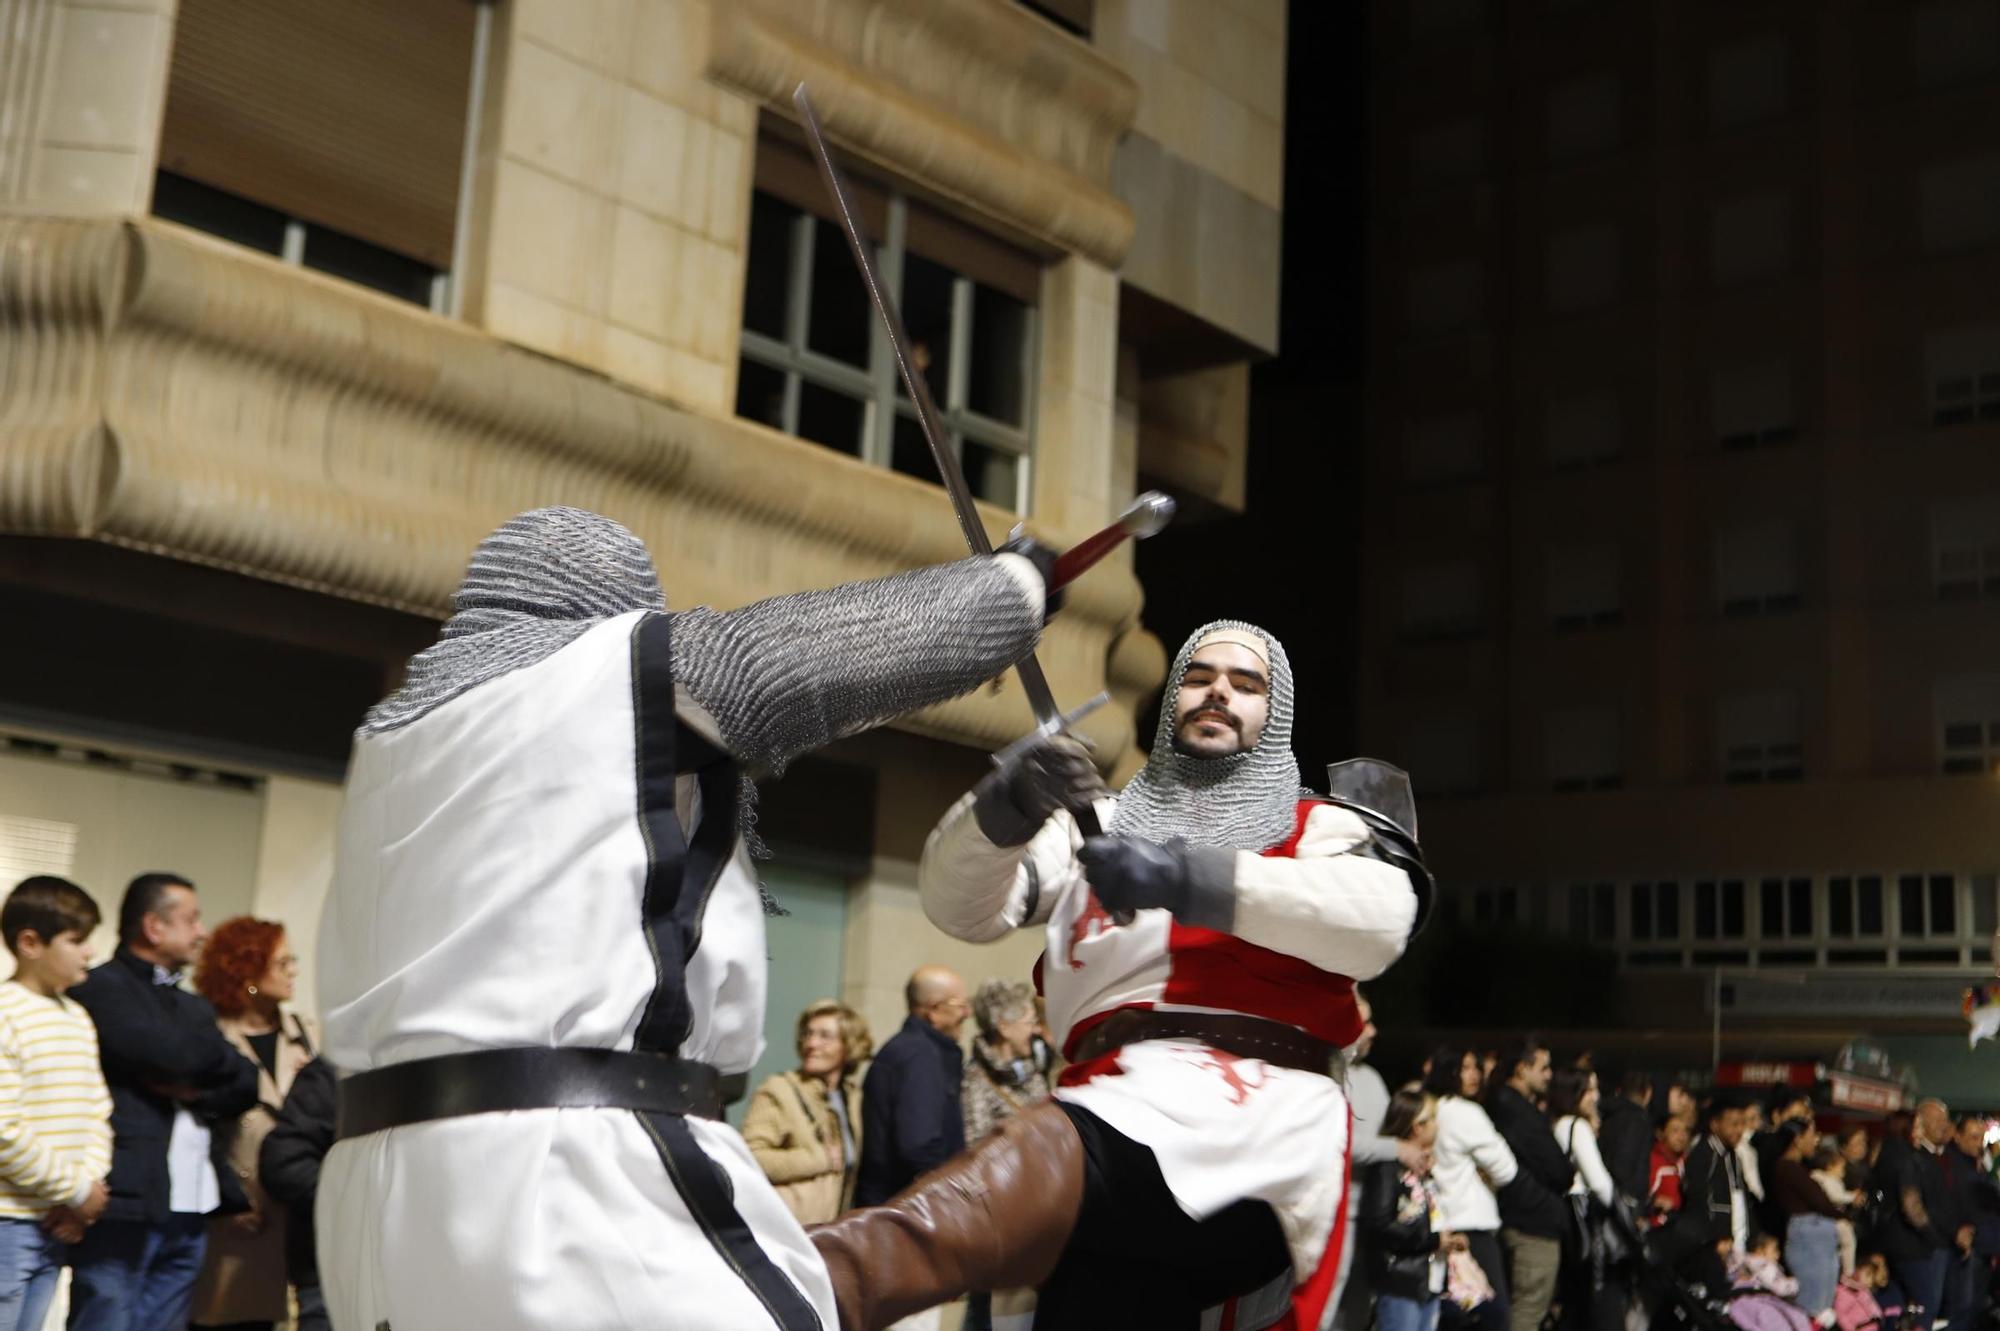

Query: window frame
[150,169,449,312]
[737,185,1040,513]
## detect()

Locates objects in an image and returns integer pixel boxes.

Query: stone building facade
[0,0,1287,1097]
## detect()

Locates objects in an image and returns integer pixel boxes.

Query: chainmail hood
[363,507,666,734]
[1109,619,1302,851]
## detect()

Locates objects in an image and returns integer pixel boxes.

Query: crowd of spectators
[1338,1018,2000,1331]
[5,863,1994,1331]
[0,871,335,1331]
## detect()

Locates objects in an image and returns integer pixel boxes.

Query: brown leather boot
[810,1099,1086,1331]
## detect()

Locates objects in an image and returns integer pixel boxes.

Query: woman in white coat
[1422,1048,1515,1331]
[1551,1068,1630,1331]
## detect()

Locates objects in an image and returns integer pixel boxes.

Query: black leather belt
[335,1047,742,1140]
[1067,1009,1339,1076]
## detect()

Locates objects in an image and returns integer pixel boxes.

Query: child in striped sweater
[0,876,114,1331]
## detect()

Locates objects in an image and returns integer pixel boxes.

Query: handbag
[1565,1120,1642,1269]
[1447,1248,1495,1309]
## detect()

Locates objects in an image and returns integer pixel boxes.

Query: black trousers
[1032,1100,1294,1330]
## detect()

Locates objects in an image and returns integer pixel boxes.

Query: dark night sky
[1134,1,1370,783]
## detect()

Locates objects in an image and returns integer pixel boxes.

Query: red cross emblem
[1174,1048,1269,1106]
[1065,890,1120,969]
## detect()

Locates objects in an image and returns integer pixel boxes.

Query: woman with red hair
[187,917,318,1331]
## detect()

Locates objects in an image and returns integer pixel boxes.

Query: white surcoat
[316,612,835,1331]
[920,791,1418,1325]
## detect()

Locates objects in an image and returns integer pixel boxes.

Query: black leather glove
[1077,834,1237,928]
[999,533,1064,622]
[972,734,1105,847]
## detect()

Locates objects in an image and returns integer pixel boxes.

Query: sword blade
[791,83,1072,735]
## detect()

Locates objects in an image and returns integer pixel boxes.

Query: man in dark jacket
[1879,1099,1969,1330]
[1597,1071,1656,1203]
[65,872,259,1331]
[260,1057,335,1331]
[1486,1035,1573,1331]
[854,965,970,1211]
[1656,1091,1750,1296]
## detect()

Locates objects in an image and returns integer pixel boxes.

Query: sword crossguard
[989,692,1110,770]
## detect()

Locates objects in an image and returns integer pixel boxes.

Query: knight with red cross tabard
[812,620,1435,1331]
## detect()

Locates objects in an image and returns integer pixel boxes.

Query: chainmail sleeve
[669,554,1043,778]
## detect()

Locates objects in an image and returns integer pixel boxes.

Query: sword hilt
[1046,492,1176,592]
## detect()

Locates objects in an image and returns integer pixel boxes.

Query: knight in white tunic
[811,620,1434,1331]
[313,506,1056,1331]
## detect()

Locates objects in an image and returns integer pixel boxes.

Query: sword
[793,82,1169,861]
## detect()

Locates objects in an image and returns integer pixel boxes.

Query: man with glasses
[855,967,971,1220]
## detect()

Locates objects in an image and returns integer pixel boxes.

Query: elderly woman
[189,917,319,1331]
[742,999,872,1224]
[961,978,1054,1331]
[962,978,1050,1145]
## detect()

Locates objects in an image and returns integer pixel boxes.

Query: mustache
[1179,704,1240,734]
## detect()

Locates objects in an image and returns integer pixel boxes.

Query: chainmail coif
[1109,619,1302,852]
[364,507,667,734]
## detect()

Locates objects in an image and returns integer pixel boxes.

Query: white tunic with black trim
[920,793,1418,1313]
[316,611,834,1331]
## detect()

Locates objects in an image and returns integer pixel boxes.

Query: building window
[1403,412,1485,487]
[1410,118,1486,189]
[1546,542,1623,631]
[1924,324,2000,426]
[1897,872,1960,938]
[1400,712,1481,798]
[1400,561,1483,640]
[737,163,1039,510]
[1718,690,1804,782]
[1711,191,1792,286]
[1566,882,1617,942]
[1631,880,1683,942]
[1920,154,2000,254]
[1694,878,1749,941]
[1406,261,1482,335]
[1937,674,2000,775]
[1715,521,1801,615]
[1828,875,1886,938]
[1759,876,1815,941]
[1546,225,1622,315]
[157,0,475,287]
[1709,35,1789,130]
[1547,705,1621,791]
[1546,388,1622,469]
[1912,0,2000,89]
[1711,358,1796,450]
[1974,872,1998,942]
[151,171,444,309]
[1548,71,1620,164]
[1931,495,2000,599]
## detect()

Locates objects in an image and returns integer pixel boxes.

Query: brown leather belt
[1067,1009,1340,1076]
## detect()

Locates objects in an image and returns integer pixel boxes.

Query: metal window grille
[1940,717,2000,775]
[736,189,1036,512]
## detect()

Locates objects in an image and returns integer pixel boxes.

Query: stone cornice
[0,216,1157,761]
[707,0,1137,267]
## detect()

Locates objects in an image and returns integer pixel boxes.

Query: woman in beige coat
[742,999,872,1224]
[188,917,319,1331]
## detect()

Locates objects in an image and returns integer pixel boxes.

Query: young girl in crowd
[1728,1234,1815,1331]
[1810,1142,1860,1276]
[1359,1087,1455,1331]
